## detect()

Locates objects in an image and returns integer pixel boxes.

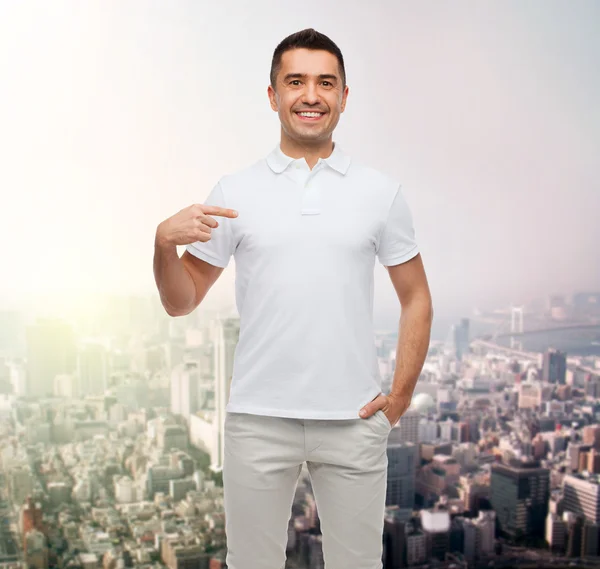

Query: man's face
[268,48,349,145]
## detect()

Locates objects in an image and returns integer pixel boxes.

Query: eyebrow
[282,73,338,82]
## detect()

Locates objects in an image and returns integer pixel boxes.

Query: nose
[301,81,320,105]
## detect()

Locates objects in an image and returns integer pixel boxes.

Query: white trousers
[223,409,393,569]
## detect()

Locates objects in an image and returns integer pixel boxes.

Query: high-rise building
[453,318,470,361]
[161,534,208,569]
[459,511,495,564]
[211,315,240,471]
[386,442,417,510]
[563,512,584,558]
[382,508,407,568]
[542,349,567,385]
[546,512,567,553]
[25,318,76,398]
[518,383,543,410]
[147,465,184,498]
[567,442,592,473]
[563,473,600,524]
[405,528,426,567]
[418,418,438,442]
[77,341,108,397]
[439,418,454,442]
[582,520,600,557]
[169,478,196,502]
[462,518,477,565]
[170,361,200,420]
[420,441,453,462]
[24,529,47,569]
[420,510,451,561]
[475,510,496,557]
[459,473,490,513]
[587,450,600,474]
[21,497,44,538]
[8,465,34,505]
[491,460,550,540]
[157,423,188,452]
[390,409,419,444]
[583,425,600,450]
[114,476,139,504]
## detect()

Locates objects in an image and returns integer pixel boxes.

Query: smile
[295,111,326,121]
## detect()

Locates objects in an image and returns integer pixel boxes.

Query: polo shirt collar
[266,142,351,175]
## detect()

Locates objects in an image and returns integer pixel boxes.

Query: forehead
[279,48,340,77]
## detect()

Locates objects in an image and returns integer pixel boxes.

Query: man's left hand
[359,393,411,428]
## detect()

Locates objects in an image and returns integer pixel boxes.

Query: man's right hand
[156,204,238,247]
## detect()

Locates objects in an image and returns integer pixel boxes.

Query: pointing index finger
[202,205,238,218]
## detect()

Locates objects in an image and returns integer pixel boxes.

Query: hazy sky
[1,1,599,327]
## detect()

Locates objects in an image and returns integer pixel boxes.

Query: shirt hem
[379,245,419,267]
[185,244,228,268]
[226,389,383,420]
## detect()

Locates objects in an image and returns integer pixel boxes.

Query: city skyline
[3,295,600,567]
[1,1,599,325]
[2,3,599,562]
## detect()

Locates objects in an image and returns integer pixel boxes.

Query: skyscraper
[25,318,76,398]
[211,315,240,471]
[170,361,200,420]
[542,349,567,385]
[563,473,600,525]
[491,460,550,540]
[420,510,451,560]
[77,341,108,397]
[390,409,420,444]
[453,318,470,361]
[386,442,417,510]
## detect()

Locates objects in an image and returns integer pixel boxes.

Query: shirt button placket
[300,167,321,216]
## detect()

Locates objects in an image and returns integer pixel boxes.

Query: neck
[279,131,334,169]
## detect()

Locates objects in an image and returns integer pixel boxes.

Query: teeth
[298,112,323,117]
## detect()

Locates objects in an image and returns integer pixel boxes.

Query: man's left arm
[360,252,433,423]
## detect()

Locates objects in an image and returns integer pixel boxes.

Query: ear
[267,84,278,112]
[340,85,349,113]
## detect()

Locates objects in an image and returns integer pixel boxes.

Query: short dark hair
[270,28,346,89]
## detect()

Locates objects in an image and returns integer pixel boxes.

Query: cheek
[282,101,301,120]
[327,97,342,112]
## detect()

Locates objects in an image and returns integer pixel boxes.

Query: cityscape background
[1,2,600,569]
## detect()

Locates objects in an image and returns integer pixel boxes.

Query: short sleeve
[185,181,235,268]
[376,185,419,266]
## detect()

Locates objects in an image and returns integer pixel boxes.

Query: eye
[322,81,331,87]
[290,80,301,86]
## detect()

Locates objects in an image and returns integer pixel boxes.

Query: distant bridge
[470,338,538,360]
[493,323,600,338]
[470,338,600,376]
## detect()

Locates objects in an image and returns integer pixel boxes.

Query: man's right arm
[153,181,237,317]
[153,235,224,317]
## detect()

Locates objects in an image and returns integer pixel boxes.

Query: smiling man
[154,27,433,569]
[270,47,344,159]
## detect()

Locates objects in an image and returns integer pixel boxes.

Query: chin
[296,134,328,144]
[294,127,328,138]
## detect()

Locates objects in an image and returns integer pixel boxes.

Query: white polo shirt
[186,142,419,420]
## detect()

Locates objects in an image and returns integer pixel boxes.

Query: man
[154,28,433,569]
